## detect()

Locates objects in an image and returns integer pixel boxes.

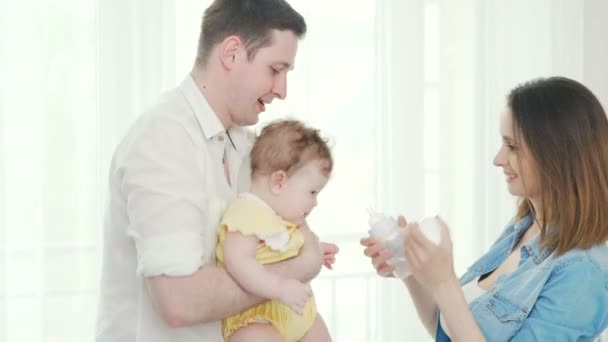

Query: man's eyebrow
[274,62,294,70]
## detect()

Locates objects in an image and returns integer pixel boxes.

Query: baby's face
[275,161,329,225]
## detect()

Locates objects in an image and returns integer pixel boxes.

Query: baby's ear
[269,170,288,194]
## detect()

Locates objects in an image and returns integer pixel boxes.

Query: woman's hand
[403,217,458,292]
[361,237,395,277]
[361,216,408,277]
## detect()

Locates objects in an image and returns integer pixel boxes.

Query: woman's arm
[403,276,439,336]
[431,276,485,342]
[361,236,439,336]
[361,216,438,337]
[362,216,440,337]
[403,219,486,342]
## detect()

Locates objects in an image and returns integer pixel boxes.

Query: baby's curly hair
[250,119,333,178]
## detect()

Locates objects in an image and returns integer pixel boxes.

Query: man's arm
[147,263,261,327]
[147,222,324,327]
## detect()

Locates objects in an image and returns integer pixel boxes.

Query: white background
[1,0,607,341]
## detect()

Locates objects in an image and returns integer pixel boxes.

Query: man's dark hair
[195,0,306,66]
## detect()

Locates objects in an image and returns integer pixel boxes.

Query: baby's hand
[278,279,313,315]
[321,242,339,270]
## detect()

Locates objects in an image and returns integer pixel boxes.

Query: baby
[216,119,334,342]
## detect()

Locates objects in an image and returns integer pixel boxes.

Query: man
[96,1,338,341]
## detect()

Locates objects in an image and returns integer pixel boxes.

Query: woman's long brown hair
[509,77,608,255]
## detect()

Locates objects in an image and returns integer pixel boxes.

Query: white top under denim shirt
[436,214,608,341]
[95,75,253,342]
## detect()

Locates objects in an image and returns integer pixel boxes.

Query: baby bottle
[367,208,410,278]
[367,208,442,279]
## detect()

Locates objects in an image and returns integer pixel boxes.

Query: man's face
[227,29,299,126]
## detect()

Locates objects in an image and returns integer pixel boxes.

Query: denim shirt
[441,214,608,341]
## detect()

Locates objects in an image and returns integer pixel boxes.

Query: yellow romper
[216,195,317,342]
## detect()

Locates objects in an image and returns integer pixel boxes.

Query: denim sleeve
[511,258,608,341]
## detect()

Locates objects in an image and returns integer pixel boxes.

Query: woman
[362,77,608,341]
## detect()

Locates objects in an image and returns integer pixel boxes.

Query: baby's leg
[299,314,332,342]
[228,323,283,342]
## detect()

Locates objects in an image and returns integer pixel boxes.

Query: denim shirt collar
[461,214,552,284]
[521,234,552,264]
[507,214,552,264]
[512,214,533,237]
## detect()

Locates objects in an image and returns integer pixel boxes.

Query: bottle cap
[367,208,397,238]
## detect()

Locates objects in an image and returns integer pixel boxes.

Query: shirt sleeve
[117,114,212,277]
[511,257,608,341]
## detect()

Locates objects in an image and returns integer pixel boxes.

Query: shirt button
[218,136,224,141]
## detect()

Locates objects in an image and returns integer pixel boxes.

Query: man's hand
[277,279,313,315]
[320,242,339,270]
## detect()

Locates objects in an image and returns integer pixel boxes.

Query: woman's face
[493,108,540,201]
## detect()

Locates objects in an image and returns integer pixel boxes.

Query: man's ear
[269,170,288,194]
[219,35,242,70]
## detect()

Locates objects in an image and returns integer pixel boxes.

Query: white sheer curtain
[1,0,607,341]
[1,1,100,341]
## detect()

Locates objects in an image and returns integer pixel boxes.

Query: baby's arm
[223,231,312,314]
[264,223,324,282]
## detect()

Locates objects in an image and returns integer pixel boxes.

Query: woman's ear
[269,170,288,194]
[219,35,242,70]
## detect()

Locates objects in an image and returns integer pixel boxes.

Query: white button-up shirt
[96,75,253,342]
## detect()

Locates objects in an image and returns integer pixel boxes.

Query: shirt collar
[521,236,553,264]
[515,213,553,264]
[512,213,534,236]
[179,74,224,141]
